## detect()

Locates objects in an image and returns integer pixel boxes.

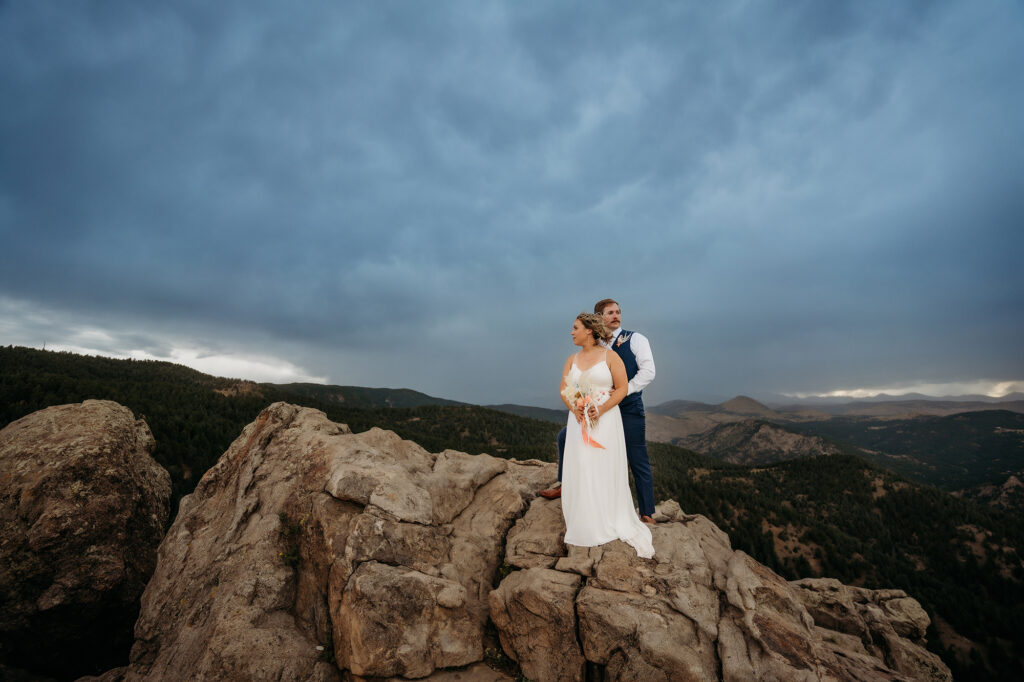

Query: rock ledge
[91,403,948,681]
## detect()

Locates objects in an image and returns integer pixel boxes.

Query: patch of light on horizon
[76,328,117,344]
[0,297,329,385]
[45,343,327,385]
[785,380,1024,400]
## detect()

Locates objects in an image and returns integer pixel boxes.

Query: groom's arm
[627,333,655,395]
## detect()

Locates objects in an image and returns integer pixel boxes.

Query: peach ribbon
[576,397,605,450]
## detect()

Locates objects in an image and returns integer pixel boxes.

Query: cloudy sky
[2,1,1022,407]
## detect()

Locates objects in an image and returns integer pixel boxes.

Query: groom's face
[601,304,621,331]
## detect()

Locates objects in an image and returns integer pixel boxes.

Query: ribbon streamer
[578,397,605,449]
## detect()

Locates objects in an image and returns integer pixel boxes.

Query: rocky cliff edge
[97,402,949,681]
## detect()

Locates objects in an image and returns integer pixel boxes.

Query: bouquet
[561,373,608,450]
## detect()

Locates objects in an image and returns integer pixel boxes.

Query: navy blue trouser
[556,402,655,517]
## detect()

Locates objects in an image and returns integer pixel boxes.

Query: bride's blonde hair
[576,312,612,344]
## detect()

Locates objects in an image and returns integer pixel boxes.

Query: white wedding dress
[561,355,655,559]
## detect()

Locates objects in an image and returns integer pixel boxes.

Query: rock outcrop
[493,500,950,681]
[675,419,843,465]
[116,402,551,680]
[95,402,947,681]
[0,400,171,679]
[790,578,951,681]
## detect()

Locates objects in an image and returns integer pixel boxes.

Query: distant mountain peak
[720,395,775,415]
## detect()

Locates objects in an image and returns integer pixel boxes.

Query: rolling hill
[674,418,846,465]
[485,403,565,423]
[273,382,464,408]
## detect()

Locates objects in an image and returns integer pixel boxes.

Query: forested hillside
[957,472,1024,516]
[672,418,847,464]
[2,346,1021,679]
[0,347,559,505]
[791,412,1024,490]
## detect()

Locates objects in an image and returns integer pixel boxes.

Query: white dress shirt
[602,327,656,396]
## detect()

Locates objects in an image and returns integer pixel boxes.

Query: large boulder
[0,400,170,679]
[118,402,553,680]
[489,568,584,681]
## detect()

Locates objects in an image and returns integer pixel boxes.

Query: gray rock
[335,561,479,677]
[0,401,170,679]
[488,567,584,682]
[504,496,566,569]
[117,403,554,680]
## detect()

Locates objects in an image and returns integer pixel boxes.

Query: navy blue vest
[611,329,643,410]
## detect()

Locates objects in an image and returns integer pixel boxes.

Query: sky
[2,0,1022,408]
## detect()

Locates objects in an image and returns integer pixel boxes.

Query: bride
[559,312,654,559]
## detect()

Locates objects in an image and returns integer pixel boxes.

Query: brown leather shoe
[641,515,656,525]
[538,487,562,499]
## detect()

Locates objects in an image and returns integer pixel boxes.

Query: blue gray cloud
[2,0,1022,406]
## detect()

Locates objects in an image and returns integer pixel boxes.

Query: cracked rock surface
[95,403,948,681]
[492,498,951,682]
[114,403,550,680]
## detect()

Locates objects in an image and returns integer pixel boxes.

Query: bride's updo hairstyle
[576,312,613,344]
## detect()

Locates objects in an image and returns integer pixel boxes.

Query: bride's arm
[560,355,574,408]
[560,355,584,422]
[596,353,628,418]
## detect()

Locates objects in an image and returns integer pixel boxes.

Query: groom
[541,298,657,524]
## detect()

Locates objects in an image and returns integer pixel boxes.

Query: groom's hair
[594,298,619,314]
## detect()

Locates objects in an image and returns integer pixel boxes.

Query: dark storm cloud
[1,0,1022,404]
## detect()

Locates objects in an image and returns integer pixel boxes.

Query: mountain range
[766,390,1024,406]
